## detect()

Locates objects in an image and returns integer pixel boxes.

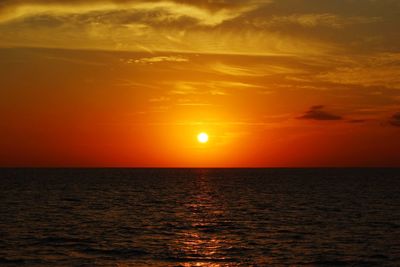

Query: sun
[197,132,209,143]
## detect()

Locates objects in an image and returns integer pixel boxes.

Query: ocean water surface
[0,168,399,266]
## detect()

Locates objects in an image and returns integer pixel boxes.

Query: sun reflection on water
[170,172,240,266]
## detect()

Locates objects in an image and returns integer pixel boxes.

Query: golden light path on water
[173,172,229,266]
[114,170,239,267]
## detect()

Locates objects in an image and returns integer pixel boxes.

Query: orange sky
[1,0,400,167]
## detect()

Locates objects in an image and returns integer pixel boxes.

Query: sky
[1,0,400,167]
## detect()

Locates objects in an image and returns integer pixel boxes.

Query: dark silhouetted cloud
[389,112,400,127]
[348,119,366,123]
[298,105,342,121]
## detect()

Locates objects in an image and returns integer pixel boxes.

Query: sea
[0,168,399,266]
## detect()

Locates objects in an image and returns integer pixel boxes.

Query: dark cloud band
[298,105,343,121]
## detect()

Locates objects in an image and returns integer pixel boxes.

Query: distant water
[0,168,399,266]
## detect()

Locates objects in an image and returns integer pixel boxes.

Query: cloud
[0,0,398,59]
[348,119,366,124]
[0,0,264,26]
[251,13,380,29]
[131,56,188,64]
[0,0,335,55]
[149,96,170,103]
[298,105,343,121]
[168,80,263,96]
[388,112,400,127]
[211,62,265,76]
[309,52,400,90]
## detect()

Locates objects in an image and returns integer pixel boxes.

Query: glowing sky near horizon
[0,0,400,167]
